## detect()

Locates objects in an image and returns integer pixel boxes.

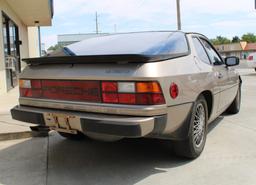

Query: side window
[200,39,224,65]
[192,37,211,65]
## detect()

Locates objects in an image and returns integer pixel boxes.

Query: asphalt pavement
[0,68,256,185]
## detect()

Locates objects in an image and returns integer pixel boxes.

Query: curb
[0,130,50,141]
[0,131,33,141]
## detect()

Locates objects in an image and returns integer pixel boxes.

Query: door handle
[215,72,223,79]
[217,73,223,79]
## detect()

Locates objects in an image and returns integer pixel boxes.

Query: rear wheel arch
[200,91,213,120]
[239,76,242,84]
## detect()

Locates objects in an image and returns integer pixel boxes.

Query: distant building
[58,33,110,46]
[244,43,256,59]
[214,42,256,59]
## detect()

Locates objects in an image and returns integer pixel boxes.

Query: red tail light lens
[20,80,166,105]
[101,82,117,92]
[102,93,118,103]
[31,80,42,89]
[248,55,253,61]
[170,83,179,99]
[118,94,136,104]
[135,94,165,105]
[20,88,32,97]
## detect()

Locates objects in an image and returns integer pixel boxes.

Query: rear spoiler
[22,53,188,66]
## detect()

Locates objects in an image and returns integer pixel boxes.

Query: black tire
[58,131,86,140]
[255,68,256,72]
[226,85,241,114]
[173,95,208,159]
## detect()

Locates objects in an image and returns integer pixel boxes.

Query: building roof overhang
[6,0,53,26]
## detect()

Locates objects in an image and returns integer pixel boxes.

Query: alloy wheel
[192,103,206,148]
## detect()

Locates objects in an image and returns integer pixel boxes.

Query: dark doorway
[2,12,21,91]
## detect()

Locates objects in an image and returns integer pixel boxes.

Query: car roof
[185,32,208,39]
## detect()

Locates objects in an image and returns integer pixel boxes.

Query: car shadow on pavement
[46,133,190,185]
[0,137,48,185]
[0,116,228,185]
[208,116,224,133]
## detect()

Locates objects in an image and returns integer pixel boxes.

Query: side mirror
[225,56,240,67]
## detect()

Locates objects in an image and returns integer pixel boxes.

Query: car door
[199,38,231,113]
[192,36,220,118]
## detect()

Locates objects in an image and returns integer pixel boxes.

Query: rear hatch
[18,31,189,115]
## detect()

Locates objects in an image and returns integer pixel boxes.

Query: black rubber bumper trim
[168,102,194,140]
[11,106,45,125]
[80,119,143,137]
[11,105,167,138]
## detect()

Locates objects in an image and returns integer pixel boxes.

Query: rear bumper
[11,105,167,138]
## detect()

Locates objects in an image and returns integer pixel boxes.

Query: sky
[42,0,256,50]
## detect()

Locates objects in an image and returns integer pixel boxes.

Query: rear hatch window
[66,31,189,56]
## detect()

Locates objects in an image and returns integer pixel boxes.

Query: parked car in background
[11,31,241,159]
[247,53,256,71]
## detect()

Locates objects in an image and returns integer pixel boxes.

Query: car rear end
[11,31,191,141]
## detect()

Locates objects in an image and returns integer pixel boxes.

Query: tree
[47,44,64,51]
[241,33,256,43]
[210,36,231,45]
[232,36,240,43]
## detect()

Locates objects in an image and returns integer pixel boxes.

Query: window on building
[1,12,20,90]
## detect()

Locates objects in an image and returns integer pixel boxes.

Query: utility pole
[95,12,99,34]
[176,0,181,30]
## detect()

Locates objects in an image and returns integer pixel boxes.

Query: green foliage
[211,36,231,45]
[241,33,256,43]
[47,44,64,51]
[232,36,240,43]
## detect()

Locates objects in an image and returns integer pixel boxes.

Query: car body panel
[11,31,240,140]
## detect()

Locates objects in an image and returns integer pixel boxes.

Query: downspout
[38,26,42,57]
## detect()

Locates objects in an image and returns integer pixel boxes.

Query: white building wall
[0,0,29,94]
[28,27,40,58]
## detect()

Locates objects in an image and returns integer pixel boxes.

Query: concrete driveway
[0,68,256,185]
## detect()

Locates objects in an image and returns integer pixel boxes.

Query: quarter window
[192,37,211,65]
[200,39,223,65]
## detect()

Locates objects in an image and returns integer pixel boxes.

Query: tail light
[19,80,165,105]
[101,81,165,105]
[170,83,179,99]
[19,80,101,102]
[248,55,253,61]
